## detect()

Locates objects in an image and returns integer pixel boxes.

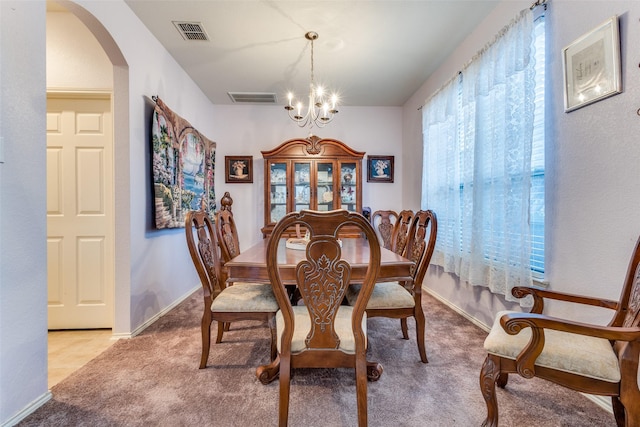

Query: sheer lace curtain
[422,9,536,304]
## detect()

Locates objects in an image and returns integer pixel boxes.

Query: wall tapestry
[151,96,216,229]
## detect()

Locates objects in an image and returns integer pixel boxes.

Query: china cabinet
[261,136,364,237]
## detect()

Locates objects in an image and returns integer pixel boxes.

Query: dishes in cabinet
[272,187,286,204]
[341,185,355,203]
[319,185,333,203]
[294,168,310,184]
[271,168,286,183]
[295,185,310,203]
[341,167,355,184]
[317,171,329,183]
[271,205,286,221]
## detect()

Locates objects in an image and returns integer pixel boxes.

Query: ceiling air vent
[173,21,209,41]
[228,92,278,104]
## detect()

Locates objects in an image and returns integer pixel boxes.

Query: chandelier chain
[310,37,314,84]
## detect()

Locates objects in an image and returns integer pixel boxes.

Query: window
[421,8,545,304]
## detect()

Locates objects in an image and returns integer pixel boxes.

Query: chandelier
[285,31,339,128]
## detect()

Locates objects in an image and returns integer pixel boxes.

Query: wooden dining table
[225,237,415,285]
[224,237,415,383]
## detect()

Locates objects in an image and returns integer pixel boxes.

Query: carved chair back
[267,209,381,353]
[613,237,640,330]
[391,209,414,256]
[404,210,438,291]
[371,210,398,250]
[185,210,225,299]
[216,192,240,263]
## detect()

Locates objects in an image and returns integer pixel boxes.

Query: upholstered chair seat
[211,283,279,313]
[346,282,415,310]
[484,310,620,382]
[276,306,367,354]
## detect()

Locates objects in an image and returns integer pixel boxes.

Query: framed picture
[225,156,253,183]
[562,16,621,113]
[367,155,394,183]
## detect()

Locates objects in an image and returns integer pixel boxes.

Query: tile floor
[48,329,115,389]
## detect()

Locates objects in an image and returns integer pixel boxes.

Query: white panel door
[47,95,114,329]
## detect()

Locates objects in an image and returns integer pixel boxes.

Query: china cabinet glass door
[316,161,334,211]
[339,162,357,212]
[294,162,311,212]
[269,162,288,223]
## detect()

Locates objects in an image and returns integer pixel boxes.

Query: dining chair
[371,209,398,250]
[185,210,278,369]
[346,210,437,363]
[215,191,243,330]
[257,210,381,427]
[480,236,640,427]
[391,209,414,256]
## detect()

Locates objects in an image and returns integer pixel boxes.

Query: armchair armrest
[512,286,619,314]
[499,311,640,378]
[501,312,640,341]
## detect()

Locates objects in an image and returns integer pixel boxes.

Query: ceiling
[124,1,500,107]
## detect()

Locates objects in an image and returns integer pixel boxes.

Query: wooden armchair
[257,210,381,427]
[185,210,278,369]
[480,236,640,426]
[371,209,398,250]
[391,209,414,256]
[347,210,437,363]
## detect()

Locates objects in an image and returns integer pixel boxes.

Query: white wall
[0,1,48,423]
[544,0,640,321]
[403,0,640,327]
[47,10,112,90]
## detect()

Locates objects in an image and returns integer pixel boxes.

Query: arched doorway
[46,0,130,336]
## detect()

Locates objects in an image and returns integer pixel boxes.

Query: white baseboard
[130,285,200,337]
[581,394,613,414]
[2,391,52,427]
[422,288,613,415]
[423,287,491,332]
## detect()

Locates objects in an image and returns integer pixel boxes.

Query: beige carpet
[20,291,614,426]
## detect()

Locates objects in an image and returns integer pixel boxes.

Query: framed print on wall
[225,156,253,183]
[367,155,394,183]
[562,15,621,113]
